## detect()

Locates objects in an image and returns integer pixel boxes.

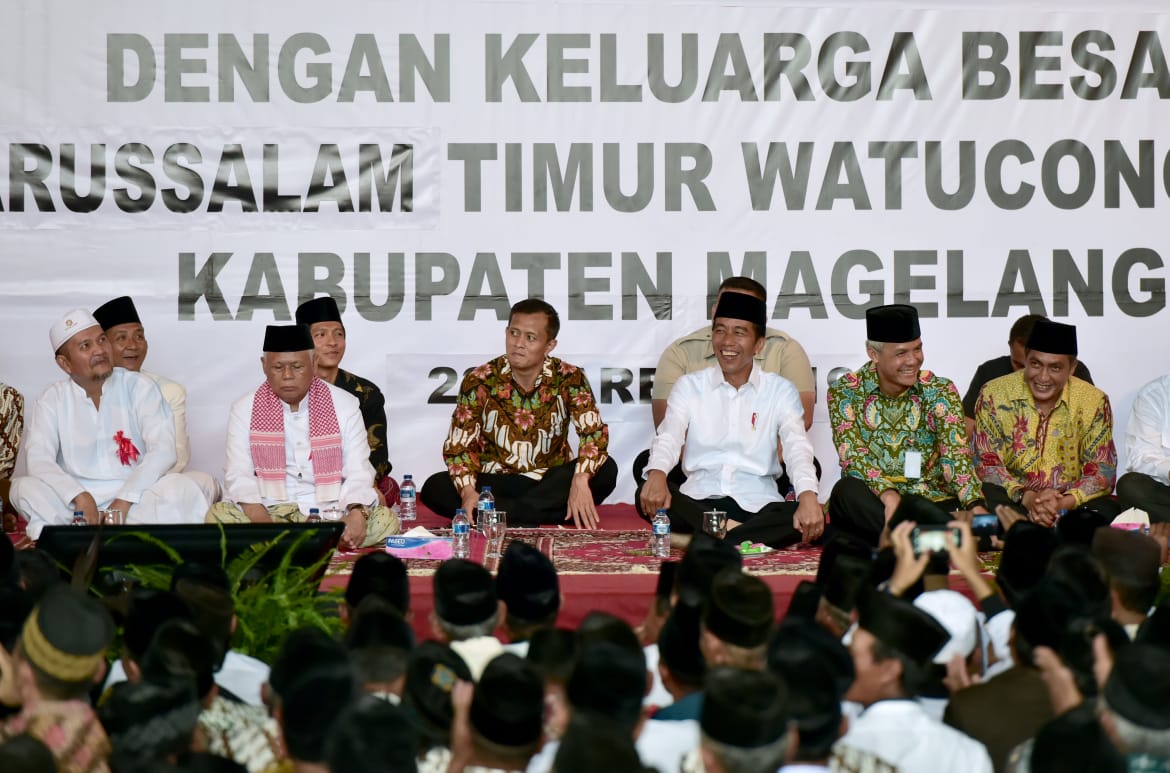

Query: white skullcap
[49,309,100,353]
[913,589,980,665]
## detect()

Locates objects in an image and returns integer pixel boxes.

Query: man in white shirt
[11,309,208,537]
[93,295,220,504]
[638,291,823,548]
[429,559,504,681]
[1117,374,1170,524]
[207,324,397,550]
[834,589,993,773]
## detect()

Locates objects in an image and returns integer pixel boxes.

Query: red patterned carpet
[322,503,826,640]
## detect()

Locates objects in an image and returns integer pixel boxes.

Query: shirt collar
[859,361,921,398]
[1006,370,1070,412]
[711,362,762,392]
[500,355,553,390]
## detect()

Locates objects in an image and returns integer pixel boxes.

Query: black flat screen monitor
[35,523,346,581]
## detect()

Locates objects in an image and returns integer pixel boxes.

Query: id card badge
[904,451,923,479]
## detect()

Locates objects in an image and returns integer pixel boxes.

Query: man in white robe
[207,324,398,550]
[11,309,208,538]
[93,295,220,504]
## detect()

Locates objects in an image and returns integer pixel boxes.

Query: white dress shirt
[833,700,992,773]
[647,364,817,512]
[224,381,377,511]
[23,367,176,506]
[1126,374,1170,484]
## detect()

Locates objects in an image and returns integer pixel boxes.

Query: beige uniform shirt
[651,325,815,400]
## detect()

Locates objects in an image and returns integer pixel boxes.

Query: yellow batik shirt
[973,372,1116,506]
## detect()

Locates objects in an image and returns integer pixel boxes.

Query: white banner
[3,1,1169,503]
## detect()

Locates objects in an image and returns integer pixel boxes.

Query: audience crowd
[0,505,1168,773]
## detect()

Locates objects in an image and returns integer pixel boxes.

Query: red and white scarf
[249,378,343,502]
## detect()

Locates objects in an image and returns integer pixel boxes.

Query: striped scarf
[249,378,342,503]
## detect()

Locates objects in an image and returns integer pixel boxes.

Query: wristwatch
[345,503,369,519]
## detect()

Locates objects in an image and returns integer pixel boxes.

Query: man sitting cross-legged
[637,292,823,548]
[12,309,208,537]
[420,298,617,528]
[973,318,1120,528]
[207,324,398,550]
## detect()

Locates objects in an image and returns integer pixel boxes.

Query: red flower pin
[114,431,140,466]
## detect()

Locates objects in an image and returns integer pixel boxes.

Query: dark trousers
[983,481,1122,521]
[419,458,619,526]
[630,449,820,498]
[827,476,960,548]
[1117,472,1170,524]
[632,481,802,549]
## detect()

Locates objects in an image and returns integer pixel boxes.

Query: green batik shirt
[828,362,982,507]
[442,355,609,493]
[334,369,391,480]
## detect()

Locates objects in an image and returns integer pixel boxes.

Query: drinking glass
[703,510,728,539]
[485,511,508,559]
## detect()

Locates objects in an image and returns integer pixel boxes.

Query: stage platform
[323,503,827,642]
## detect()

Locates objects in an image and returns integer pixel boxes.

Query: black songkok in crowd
[93,296,141,331]
[21,586,115,684]
[98,679,201,761]
[865,303,921,343]
[996,521,1059,607]
[701,667,790,749]
[658,602,705,686]
[469,654,544,749]
[702,568,774,649]
[768,617,854,717]
[1092,526,1161,597]
[262,324,314,353]
[433,559,497,626]
[345,552,410,616]
[856,588,950,665]
[675,533,743,608]
[295,296,344,326]
[1025,318,1078,356]
[343,596,415,652]
[1104,644,1170,730]
[712,291,767,329]
[496,541,560,623]
[821,554,873,614]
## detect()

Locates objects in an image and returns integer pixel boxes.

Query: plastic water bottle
[306,507,321,523]
[399,475,417,522]
[71,509,87,526]
[652,508,671,558]
[452,508,471,558]
[477,486,496,527]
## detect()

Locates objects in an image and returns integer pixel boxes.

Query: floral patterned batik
[442,356,609,492]
[828,362,982,507]
[973,371,1116,506]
